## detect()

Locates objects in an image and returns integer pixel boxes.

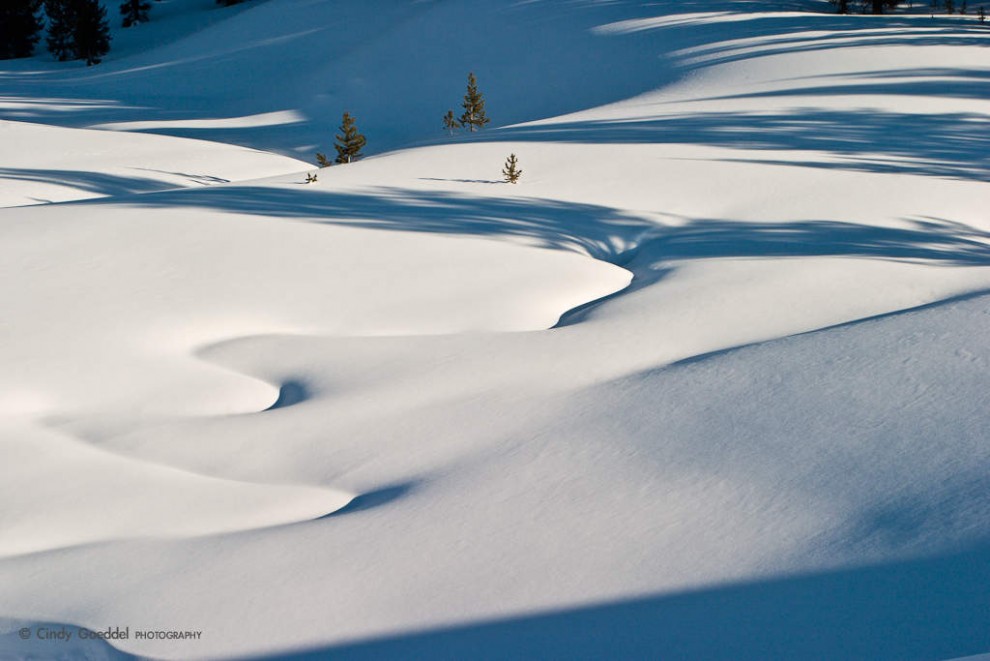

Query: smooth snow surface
[2,0,989,658]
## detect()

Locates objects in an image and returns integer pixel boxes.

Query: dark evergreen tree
[316,152,332,168]
[333,112,366,164]
[0,0,44,60]
[459,72,490,132]
[980,5,986,20]
[502,153,522,184]
[45,0,76,61]
[443,109,461,135]
[75,0,111,65]
[120,0,150,27]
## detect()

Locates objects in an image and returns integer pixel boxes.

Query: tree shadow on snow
[127,187,990,270]
[488,103,990,182]
[0,167,180,199]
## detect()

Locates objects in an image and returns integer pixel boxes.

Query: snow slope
[0,119,308,206]
[2,0,990,658]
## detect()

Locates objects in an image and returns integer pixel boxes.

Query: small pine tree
[120,0,150,27]
[459,72,490,132]
[305,172,318,184]
[502,153,522,184]
[443,109,461,135]
[980,5,986,20]
[74,0,111,65]
[333,111,366,164]
[45,0,76,61]
[0,0,44,59]
[316,152,332,168]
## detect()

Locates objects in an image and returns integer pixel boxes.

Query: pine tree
[0,0,44,60]
[979,5,986,20]
[45,0,76,61]
[443,109,461,135]
[316,152,332,168]
[120,0,150,27]
[333,112,366,164]
[75,0,111,65]
[502,153,522,184]
[459,72,490,132]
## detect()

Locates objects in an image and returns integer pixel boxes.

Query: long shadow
[672,20,990,70]
[0,167,180,199]
[125,187,990,268]
[259,544,990,660]
[124,186,657,262]
[640,216,990,265]
[489,106,990,181]
[692,67,990,103]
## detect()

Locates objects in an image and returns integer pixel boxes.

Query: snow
[0,119,309,207]
[1,0,989,658]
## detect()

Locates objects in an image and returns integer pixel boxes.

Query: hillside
[1,0,989,658]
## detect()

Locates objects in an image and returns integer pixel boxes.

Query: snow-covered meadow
[1,0,990,658]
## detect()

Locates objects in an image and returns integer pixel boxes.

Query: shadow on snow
[260,543,990,660]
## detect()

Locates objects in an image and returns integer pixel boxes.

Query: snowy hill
[1,0,990,658]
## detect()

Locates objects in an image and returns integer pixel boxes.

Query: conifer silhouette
[45,0,76,61]
[0,0,44,60]
[75,0,111,65]
[120,0,151,27]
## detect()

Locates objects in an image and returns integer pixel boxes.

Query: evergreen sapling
[333,112,366,164]
[443,110,461,135]
[502,153,522,184]
[459,72,490,132]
